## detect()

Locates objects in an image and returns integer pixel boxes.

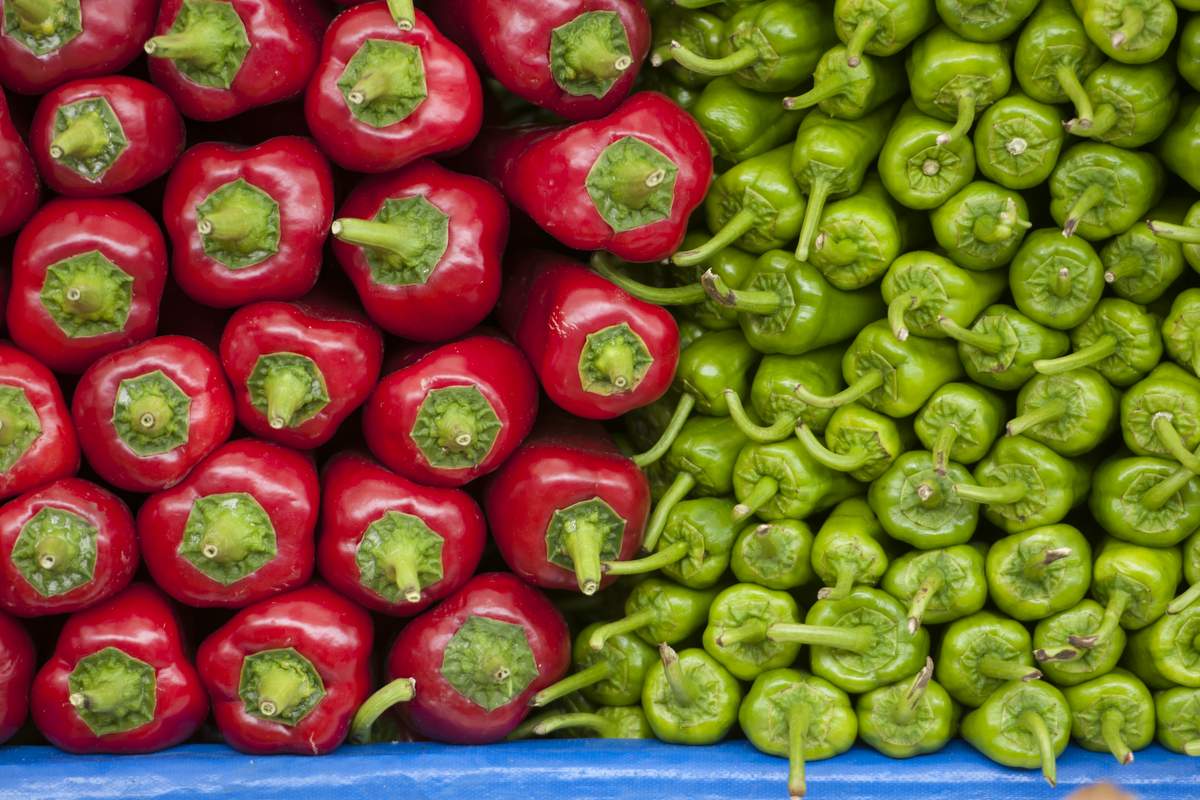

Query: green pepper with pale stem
[588,577,718,652]
[833,0,936,66]
[701,583,803,679]
[881,544,987,633]
[730,519,815,589]
[726,345,846,442]
[1162,289,1200,377]
[810,497,896,600]
[691,77,805,163]
[936,611,1043,708]
[974,93,1066,190]
[1082,0,1177,64]
[1149,202,1200,273]
[1068,538,1182,652]
[1014,0,1104,110]
[531,624,657,709]
[939,304,1071,391]
[642,645,742,745]
[1034,601,1128,685]
[795,403,910,482]
[878,101,978,210]
[1009,229,1105,331]
[1064,670,1155,764]
[1063,59,1179,147]
[985,524,1093,622]
[962,681,1071,787]
[731,438,860,522]
[649,6,725,88]
[1034,298,1163,387]
[1007,368,1119,457]
[1049,142,1164,240]
[1125,603,1200,688]
[782,47,904,120]
[1101,200,1188,305]
[1157,95,1200,192]
[1169,529,1200,614]
[1090,455,1200,547]
[857,658,958,758]
[913,382,1006,472]
[905,26,1012,147]
[929,182,1031,271]
[1120,363,1200,468]
[516,706,653,740]
[604,498,739,589]
[963,436,1091,534]
[1156,687,1200,755]
[880,251,1008,342]
[869,450,981,549]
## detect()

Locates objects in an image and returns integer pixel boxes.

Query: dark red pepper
[304,1,483,173]
[145,0,326,121]
[8,198,168,375]
[352,572,569,744]
[0,0,157,95]
[0,343,80,502]
[137,439,318,609]
[331,159,507,342]
[363,335,539,488]
[196,583,372,755]
[31,583,208,754]
[29,75,185,197]
[0,478,137,618]
[429,0,649,121]
[499,250,678,419]
[0,87,39,237]
[0,610,33,744]
[490,91,711,262]
[72,335,235,493]
[318,451,486,616]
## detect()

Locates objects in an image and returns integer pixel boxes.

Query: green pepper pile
[520,0,1200,792]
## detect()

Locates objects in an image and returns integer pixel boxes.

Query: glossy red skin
[318,452,486,616]
[148,0,326,121]
[30,76,185,197]
[332,160,507,342]
[219,297,383,449]
[8,198,167,375]
[0,478,137,617]
[430,0,649,120]
[363,335,539,488]
[197,583,373,755]
[386,572,569,743]
[137,439,318,609]
[0,609,34,744]
[498,92,712,262]
[0,343,80,502]
[31,583,208,754]
[499,250,679,419]
[0,87,38,236]
[162,136,334,309]
[0,0,156,94]
[305,3,483,173]
[72,336,235,493]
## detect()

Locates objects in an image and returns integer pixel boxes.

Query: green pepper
[1007,368,1119,457]
[739,669,857,800]
[869,450,980,549]
[939,0,1039,40]
[1090,456,1200,547]
[731,438,860,522]
[1181,15,1200,91]
[691,77,805,163]
[1049,143,1165,240]
[605,498,739,589]
[1169,528,1200,614]
[1034,600,1128,685]
[810,497,895,600]
[731,519,815,589]
[974,93,1066,190]
[878,101,977,210]
[905,26,1012,146]
[667,0,836,93]
[1009,230,1105,331]
[587,577,719,651]
[1157,95,1200,192]
[642,645,742,745]
[623,391,682,453]
[962,680,1071,786]
[791,101,899,260]
[1064,669,1155,764]
[963,436,1091,534]
[1120,363,1200,469]
[670,0,760,11]
[929,182,1031,271]
[882,544,987,632]
[1162,288,1200,377]
[1082,0,1177,64]
[517,706,653,740]
[1101,201,1188,305]
[881,251,1008,341]
[936,611,1042,708]
[1070,538,1183,653]
[985,525,1093,622]
[1156,687,1200,755]
[794,319,965,418]
[639,70,705,111]
[1125,603,1200,689]
[650,6,726,88]
[1064,60,1180,147]
[728,345,846,442]
[1014,0,1104,110]
[702,583,802,680]
[939,304,1071,391]
[701,251,886,355]
[833,0,935,65]
[795,403,910,482]
[676,318,707,351]
[1034,298,1164,387]
[1149,202,1200,274]
[857,658,958,758]
[913,382,1006,471]
[782,47,904,120]
[532,624,657,709]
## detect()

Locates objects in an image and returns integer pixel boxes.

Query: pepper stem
[640,472,697,553]
[602,540,689,576]
[1101,708,1134,765]
[787,702,810,800]
[68,678,136,716]
[1006,400,1067,437]
[732,476,779,522]
[766,622,874,653]
[256,663,315,721]
[530,661,612,708]
[1055,65,1094,125]
[1147,220,1200,244]
[667,41,759,77]
[701,269,780,314]
[143,18,228,67]
[10,0,58,25]
[817,566,857,601]
[795,424,870,472]
[631,394,695,469]
[794,370,883,409]
[532,712,620,739]
[1034,646,1080,663]
[659,644,695,707]
[725,388,795,443]
[1067,104,1118,139]
[331,218,426,265]
[783,71,853,111]
[953,480,1028,506]
[978,655,1041,682]
[1144,459,1199,510]
[905,573,944,634]
[1062,183,1106,237]
[590,253,705,305]
[34,535,75,572]
[938,315,1002,353]
[198,510,250,565]
[1110,5,1145,49]
[262,368,311,430]
[1024,548,1072,582]
[589,609,655,651]
[935,93,977,147]
[1020,709,1058,787]
[843,17,878,67]
[714,619,769,648]
[385,0,415,30]
[888,293,923,342]
[931,425,958,475]
[1033,334,1117,375]
[562,518,606,596]
[49,114,107,160]
[673,208,758,267]
[1069,589,1129,649]
[1150,413,1200,473]
[1169,581,1200,615]
[349,678,416,744]
[795,179,832,262]
[897,657,935,725]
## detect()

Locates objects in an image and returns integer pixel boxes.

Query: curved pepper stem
[817,566,857,601]
[938,315,1002,354]
[766,622,874,653]
[1066,104,1119,140]
[1055,65,1095,125]
[953,480,1028,506]
[531,712,621,739]
[935,93,978,148]
[725,389,795,443]
[667,41,759,77]
[630,394,696,469]
[590,253,705,305]
[795,424,871,473]
[350,677,416,744]
[1169,581,1200,615]
[1069,589,1129,650]
[787,702,810,800]
[843,17,878,67]
[603,540,690,576]
[1006,400,1067,437]
[794,370,883,409]
[1110,5,1145,50]
[386,0,415,30]
[641,472,696,552]
[1150,413,1200,473]
[530,661,612,708]
[795,179,832,262]
[1142,461,1197,511]
[1033,334,1118,375]
[658,644,696,707]
[701,270,780,314]
[589,609,655,651]
[1148,220,1200,245]
[898,657,936,725]
[783,73,853,112]
[673,207,760,267]
[888,293,923,342]
[1020,709,1058,787]
[905,573,944,634]
[931,424,958,476]
[1101,708,1134,765]
[1061,183,1107,238]
[978,655,1041,682]
[733,476,780,523]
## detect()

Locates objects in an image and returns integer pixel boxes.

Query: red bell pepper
[488,91,711,263]
[0,343,80,502]
[499,250,678,420]
[145,0,326,121]
[72,335,235,493]
[0,87,38,237]
[0,609,33,744]
[196,583,372,755]
[317,451,486,616]
[428,0,649,120]
[137,439,318,609]
[31,583,208,754]
[331,159,507,342]
[0,478,137,618]
[0,0,157,95]
[162,136,334,309]
[219,296,383,449]
[8,198,168,375]
[363,335,539,488]
[29,75,185,197]
[304,1,483,173]
[484,421,649,595]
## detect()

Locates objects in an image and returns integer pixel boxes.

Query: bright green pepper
[1101,200,1188,304]
[913,382,1006,471]
[1090,456,1200,547]
[1168,529,1200,615]
[1009,229,1105,330]
[650,6,725,87]
[974,93,1066,190]
[1162,288,1200,376]
[833,0,935,64]
[962,680,1071,786]
[1007,368,1118,457]
[795,403,910,482]
[587,577,719,651]
[517,706,653,740]
[1125,603,1200,689]
[702,583,802,679]
[882,544,987,632]
[878,101,977,210]
[739,669,857,800]
[728,345,846,442]
[857,658,958,758]
[1049,143,1165,240]
[642,645,742,745]
[1121,363,1200,468]
[1014,0,1104,109]
[731,518,815,589]
[782,47,905,120]
[1157,95,1200,192]
[1070,538,1183,654]
[531,624,657,709]
[906,26,1012,148]
[1082,0,1177,64]
[1149,202,1200,274]
[939,304,1071,391]
[1181,16,1200,91]
[810,497,895,600]
[731,438,860,522]
[1034,298,1164,387]
[605,498,739,589]
[986,525,1093,622]
[1064,669,1155,764]
[869,450,980,549]
[937,0,1038,40]
[791,101,899,260]
[1156,687,1200,755]
[962,436,1091,534]
[1064,60,1179,147]
[1034,600,1127,685]
[929,182,1031,271]
[936,611,1043,708]
[881,251,1008,341]
[639,70,705,111]
[691,77,805,163]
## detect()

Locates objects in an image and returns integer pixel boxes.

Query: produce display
[2,0,1200,796]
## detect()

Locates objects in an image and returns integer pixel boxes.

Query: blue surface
[0,740,1197,799]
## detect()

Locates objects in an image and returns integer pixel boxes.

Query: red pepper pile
[0,0,704,755]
